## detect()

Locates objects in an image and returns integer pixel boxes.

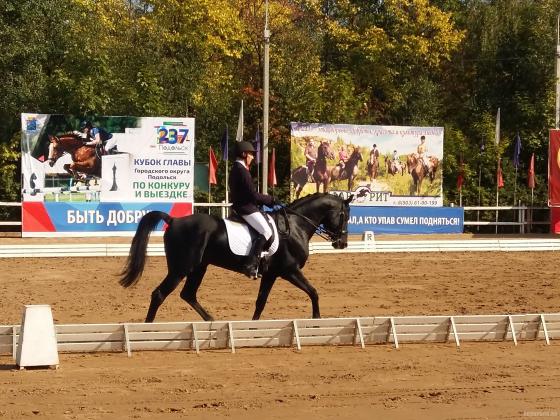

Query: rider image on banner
[20,114,195,237]
[290,122,444,207]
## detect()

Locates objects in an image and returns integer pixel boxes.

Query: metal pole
[514,167,518,206]
[477,164,481,232]
[262,0,270,193]
[556,13,560,129]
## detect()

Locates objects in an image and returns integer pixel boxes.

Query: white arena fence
[1,314,557,357]
[2,238,560,258]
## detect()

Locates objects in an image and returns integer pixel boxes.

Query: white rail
[1,313,556,357]
[1,238,560,258]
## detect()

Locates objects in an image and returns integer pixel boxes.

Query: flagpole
[208,178,212,215]
[225,159,229,217]
[262,0,270,194]
[514,167,518,206]
[222,123,229,217]
[496,159,500,235]
[477,164,481,232]
[495,108,501,234]
[256,124,261,193]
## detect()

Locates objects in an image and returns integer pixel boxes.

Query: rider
[417,135,431,174]
[369,144,379,166]
[229,141,276,279]
[338,146,349,170]
[391,150,402,172]
[80,120,118,154]
[304,139,317,181]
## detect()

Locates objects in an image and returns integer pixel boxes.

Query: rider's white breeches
[241,212,273,240]
[105,137,117,151]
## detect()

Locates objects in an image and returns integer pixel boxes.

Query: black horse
[120,193,353,322]
[331,148,363,190]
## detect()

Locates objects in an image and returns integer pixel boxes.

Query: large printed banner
[21,114,195,236]
[290,123,444,206]
[348,207,464,235]
[549,129,560,207]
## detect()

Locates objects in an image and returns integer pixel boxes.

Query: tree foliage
[1,0,559,209]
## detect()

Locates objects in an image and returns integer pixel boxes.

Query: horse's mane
[287,192,333,209]
[348,150,362,164]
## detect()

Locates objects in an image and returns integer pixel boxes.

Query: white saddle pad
[223,214,279,257]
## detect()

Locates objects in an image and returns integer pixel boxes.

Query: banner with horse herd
[20,114,459,237]
[290,122,444,206]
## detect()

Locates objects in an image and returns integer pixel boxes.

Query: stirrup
[242,267,260,279]
[242,262,261,279]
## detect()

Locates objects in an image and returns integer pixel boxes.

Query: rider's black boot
[242,234,268,279]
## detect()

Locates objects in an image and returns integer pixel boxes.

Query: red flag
[528,152,536,189]
[549,130,560,205]
[497,158,504,188]
[457,156,464,190]
[209,146,218,185]
[268,147,277,187]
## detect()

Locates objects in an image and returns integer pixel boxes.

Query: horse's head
[318,141,335,160]
[47,133,83,166]
[351,147,363,162]
[429,157,439,180]
[47,135,63,167]
[406,154,417,174]
[323,194,353,249]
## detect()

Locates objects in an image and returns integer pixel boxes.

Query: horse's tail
[119,211,172,288]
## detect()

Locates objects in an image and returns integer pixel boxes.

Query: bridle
[282,204,347,242]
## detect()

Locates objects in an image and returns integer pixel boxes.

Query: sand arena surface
[0,247,559,419]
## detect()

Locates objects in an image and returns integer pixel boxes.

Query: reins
[277,205,345,242]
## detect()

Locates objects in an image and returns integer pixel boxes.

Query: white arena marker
[16,305,59,369]
[362,231,375,249]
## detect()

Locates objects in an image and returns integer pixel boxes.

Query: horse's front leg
[281,268,320,318]
[68,162,92,181]
[252,272,277,320]
[63,163,76,179]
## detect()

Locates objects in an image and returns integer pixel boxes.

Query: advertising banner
[21,114,195,236]
[290,123,444,206]
[549,129,560,207]
[347,206,464,235]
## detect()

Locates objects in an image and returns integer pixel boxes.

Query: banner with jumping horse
[21,114,195,237]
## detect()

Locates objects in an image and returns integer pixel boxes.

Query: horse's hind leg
[145,272,185,322]
[179,265,214,321]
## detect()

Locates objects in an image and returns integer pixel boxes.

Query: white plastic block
[16,305,59,368]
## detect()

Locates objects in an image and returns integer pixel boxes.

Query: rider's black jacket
[229,160,274,215]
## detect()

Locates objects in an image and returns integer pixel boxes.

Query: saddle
[223,212,279,257]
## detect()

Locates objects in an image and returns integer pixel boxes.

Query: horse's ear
[345,195,354,205]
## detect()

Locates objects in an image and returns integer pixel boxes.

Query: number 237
[158,127,189,144]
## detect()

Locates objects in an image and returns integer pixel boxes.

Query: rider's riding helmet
[80,120,93,131]
[235,141,256,157]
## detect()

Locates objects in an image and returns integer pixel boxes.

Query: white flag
[495,107,500,146]
[235,100,244,142]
